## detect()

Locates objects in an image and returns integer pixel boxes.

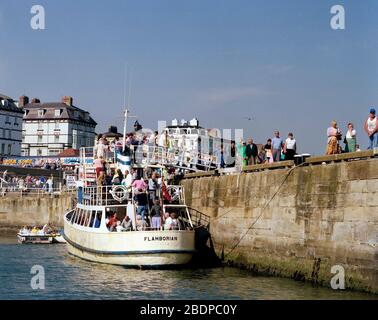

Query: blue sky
[0,0,377,154]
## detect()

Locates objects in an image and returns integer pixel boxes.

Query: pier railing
[182,149,378,179]
[0,185,76,197]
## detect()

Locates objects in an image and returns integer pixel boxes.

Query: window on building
[37,149,42,156]
[54,135,59,143]
[38,122,43,130]
[49,149,60,155]
[5,116,10,125]
[7,144,11,155]
[38,109,45,117]
[14,117,19,126]
[7,130,11,139]
[1,144,5,155]
[55,122,60,130]
[54,109,62,117]
[38,135,43,143]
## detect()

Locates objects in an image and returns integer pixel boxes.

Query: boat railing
[132,145,219,171]
[187,207,211,229]
[80,184,131,206]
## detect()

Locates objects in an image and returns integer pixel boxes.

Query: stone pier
[182,155,378,294]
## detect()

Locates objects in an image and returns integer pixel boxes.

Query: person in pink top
[132,176,147,192]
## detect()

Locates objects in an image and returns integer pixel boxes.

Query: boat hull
[66,241,193,267]
[64,221,196,267]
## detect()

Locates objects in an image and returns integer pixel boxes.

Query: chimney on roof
[18,95,29,107]
[62,96,73,106]
[31,98,40,103]
[109,126,118,134]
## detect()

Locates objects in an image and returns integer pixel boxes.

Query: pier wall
[182,158,378,293]
[0,193,74,231]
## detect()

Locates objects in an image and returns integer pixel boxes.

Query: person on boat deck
[148,172,159,206]
[121,215,133,231]
[135,189,148,223]
[42,223,51,234]
[94,138,109,159]
[107,213,118,231]
[112,169,124,185]
[93,156,105,177]
[151,199,162,230]
[132,176,147,192]
[164,212,180,230]
[115,221,124,232]
[31,226,39,234]
[121,170,132,188]
[136,214,148,231]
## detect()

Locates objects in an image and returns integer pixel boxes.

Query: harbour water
[0,236,376,300]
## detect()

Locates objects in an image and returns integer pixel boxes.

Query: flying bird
[242,116,254,121]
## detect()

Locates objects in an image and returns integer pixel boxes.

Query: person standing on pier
[364,108,378,149]
[344,123,357,152]
[283,133,297,160]
[271,131,284,162]
[326,120,342,155]
[246,139,258,165]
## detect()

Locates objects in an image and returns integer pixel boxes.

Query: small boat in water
[17,225,67,244]
[17,232,67,244]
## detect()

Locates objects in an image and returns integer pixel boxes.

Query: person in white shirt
[283,133,297,160]
[364,108,378,149]
[94,138,109,159]
[344,122,357,152]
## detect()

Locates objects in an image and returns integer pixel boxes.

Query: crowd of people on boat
[19,224,57,235]
[104,205,181,232]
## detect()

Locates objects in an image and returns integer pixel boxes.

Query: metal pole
[122,109,129,152]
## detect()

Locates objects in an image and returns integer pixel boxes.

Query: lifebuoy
[110,185,128,202]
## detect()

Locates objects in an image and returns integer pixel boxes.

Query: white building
[0,94,24,156]
[21,96,97,156]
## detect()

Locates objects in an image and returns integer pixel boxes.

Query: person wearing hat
[364,108,378,149]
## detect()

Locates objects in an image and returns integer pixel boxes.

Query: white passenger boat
[63,109,214,268]
[64,184,198,267]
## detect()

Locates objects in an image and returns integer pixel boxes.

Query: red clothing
[107,216,118,228]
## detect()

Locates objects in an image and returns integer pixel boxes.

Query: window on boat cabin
[79,209,86,226]
[90,211,102,228]
[78,209,91,227]
[70,208,77,224]
[74,208,82,225]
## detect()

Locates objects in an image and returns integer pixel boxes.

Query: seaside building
[0,94,24,156]
[21,95,97,156]
[98,125,123,143]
